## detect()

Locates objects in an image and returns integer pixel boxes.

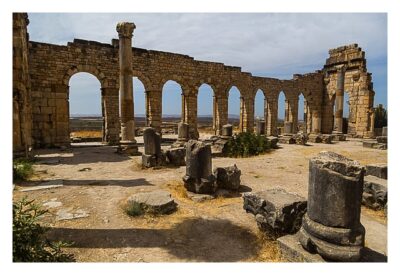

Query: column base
[117,140,140,156]
[331,131,346,141]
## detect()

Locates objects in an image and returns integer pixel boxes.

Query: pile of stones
[363,126,387,150]
[182,140,241,196]
[362,163,387,211]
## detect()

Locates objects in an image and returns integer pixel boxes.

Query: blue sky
[28,13,387,119]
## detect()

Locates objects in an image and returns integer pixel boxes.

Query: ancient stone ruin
[298,151,366,262]
[13,13,377,155]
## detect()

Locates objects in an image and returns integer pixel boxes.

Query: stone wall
[13,13,32,154]
[12,14,376,150]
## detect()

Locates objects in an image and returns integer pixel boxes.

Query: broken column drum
[283,122,293,134]
[256,120,265,135]
[182,140,216,194]
[299,151,366,262]
[177,122,189,141]
[142,127,164,167]
[221,124,233,137]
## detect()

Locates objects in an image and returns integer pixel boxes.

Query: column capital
[116,22,136,38]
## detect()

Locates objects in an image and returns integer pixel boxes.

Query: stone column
[212,94,217,133]
[102,87,120,145]
[289,98,299,133]
[333,67,345,133]
[146,89,162,133]
[264,98,268,134]
[311,108,322,134]
[299,151,365,262]
[215,94,228,135]
[242,97,254,133]
[266,98,278,136]
[183,89,199,139]
[116,22,139,154]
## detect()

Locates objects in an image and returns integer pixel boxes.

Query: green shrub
[374,104,387,128]
[13,158,33,181]
[13,197,75,262]
[125,201,145,217]
[226,132,271,157]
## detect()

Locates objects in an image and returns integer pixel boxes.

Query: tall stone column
[146,89,162,133]
[266,99,278,136]
[333,67,345,133]
[102,87,120,145]
[263,98,268,133]
[183,89,199,139]
[311,108,322,134]
[215,94,228,135]
[116,22,139,155]
[242,97,254,133]
[289,97,299,133]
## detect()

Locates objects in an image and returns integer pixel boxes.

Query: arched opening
[277,91,286,135]
[162,80,182,136]
[298,93,306,132]
[228,86,241,133]
[69,72,103,144]
[197,83,214,137]
[254,89,266,134]
[133,77,146,130]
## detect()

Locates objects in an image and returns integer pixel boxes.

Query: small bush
[125,201,145,217]
[13,158,33,181]
[226,132,271,157]
[13,197,75,262]
[374,104,387,128]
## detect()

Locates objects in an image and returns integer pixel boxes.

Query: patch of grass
[125,201,145,217]
[70,130,102,138]
[165,180,188,200]
[13,158,34,181]
[13,197,75,262]
[250,231,282,262]
[226,132,272,158]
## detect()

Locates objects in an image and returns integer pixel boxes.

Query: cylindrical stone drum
[221,124,233,137]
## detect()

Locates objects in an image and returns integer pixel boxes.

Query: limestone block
[165,147,186,166]
[362,175,387,210]
[243,188,307,238]
[127,190,177,215]
[365,163,387,179]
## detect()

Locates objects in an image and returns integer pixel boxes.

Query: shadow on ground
[46,217,262,262]
[17,178,153,188]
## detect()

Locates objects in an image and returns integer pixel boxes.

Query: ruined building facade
[13,13,376,152]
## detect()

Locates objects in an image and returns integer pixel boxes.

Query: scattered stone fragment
[165,147,186,166]
[187,191,215,202]
[243,188,307,238]
[78,167,92,172]
[362,175,387,210]
[20,179,63,192]
[56,208,89,221]
[43,198,62,208]
[213,164,241,190]
[365,163,387,179]
[294,132,308,145]
[127,190,177,214]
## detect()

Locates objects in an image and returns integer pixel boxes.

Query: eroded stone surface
[127,190,177,214]
[366,163,387,179]
[243,188,307,238]
[362,175,387,210]
[213,164,241,190]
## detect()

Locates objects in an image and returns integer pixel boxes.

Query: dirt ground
[13,136,387,262]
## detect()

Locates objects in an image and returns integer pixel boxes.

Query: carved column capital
[116,22,136,38]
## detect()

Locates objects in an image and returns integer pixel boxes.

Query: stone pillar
[146,89,162,133]
[264,98,268,134]
[242,97,254,133]
[182,140,216,194]
[333,67,345,133]
[215,94,228,135]
[266,98,278,136]
[299,151,365,262]
[283,122,293,135]
[311,108,322,134]
[289,98,299,133]
[102,87,120,145]
[212,94,217,133]
[239,96,244,132]
[116,22,139,154]
[177,122,189,141]
[183,89,199,139]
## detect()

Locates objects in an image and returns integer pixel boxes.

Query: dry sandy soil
[13,136,387,262]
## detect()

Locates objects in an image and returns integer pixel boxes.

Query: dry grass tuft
[362,206,387,225]
[249,231,282,262]
[131,159,144,171]
[164,180,189,200]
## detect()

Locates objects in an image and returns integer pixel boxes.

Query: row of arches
[68,72,350,140]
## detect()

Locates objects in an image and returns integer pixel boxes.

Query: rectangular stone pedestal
[278,135,295,144]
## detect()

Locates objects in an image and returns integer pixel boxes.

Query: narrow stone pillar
[183,90,199,139]
[242,97,254,133]
[266,99,278,136]
[311,108,322,134]
[116,22,139,155]
[142,127,163,168]
[264,98,268,134]
[177,122,189,141]
[102,87,120,145]
[182,140,216,194]
[215,94,228,135]
[146,89,162,133]
[289,98,299,133]
[334,67,345,133]
[299,151,365,261]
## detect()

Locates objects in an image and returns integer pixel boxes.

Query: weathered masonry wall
[13,13,32,155]
[13,13,376,150]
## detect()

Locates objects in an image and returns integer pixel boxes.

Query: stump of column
[298,151,366,262]
[182,140,216,194]
[256,120,265,135]
[142,127,164,168]
[283,122,293,135]
[221,124,233,139]
[178,122,189,141]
